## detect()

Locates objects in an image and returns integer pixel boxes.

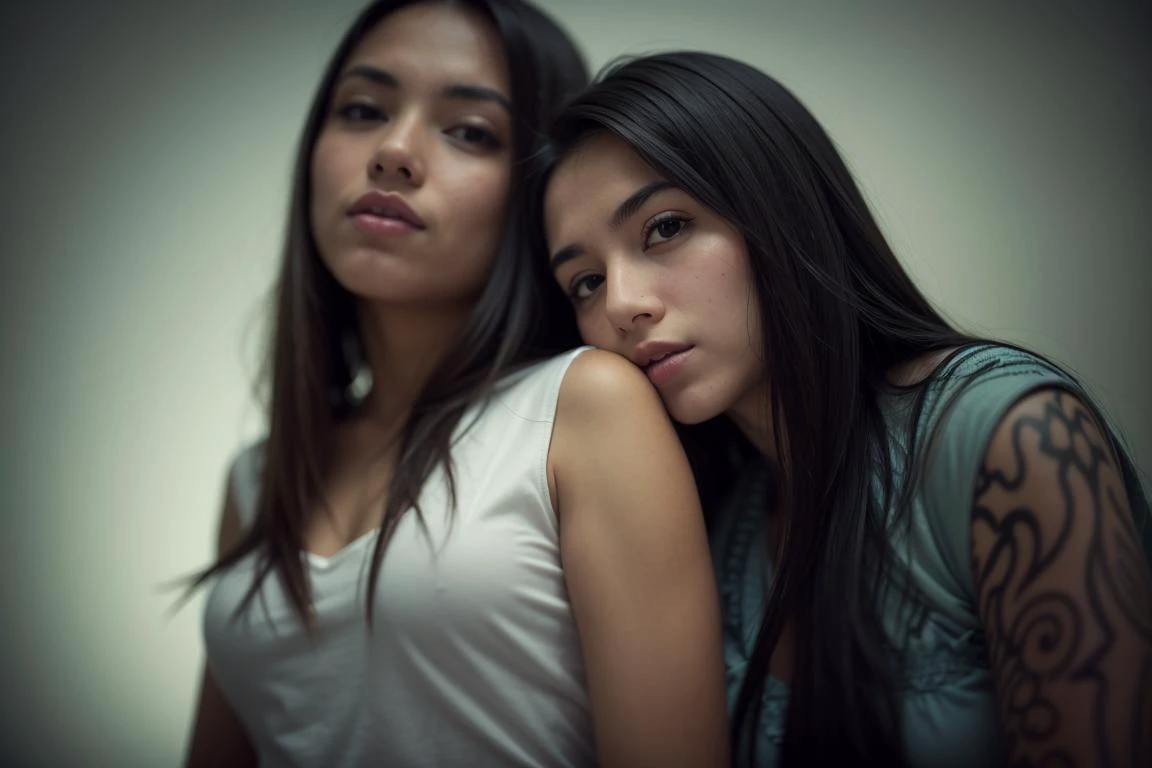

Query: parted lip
[631,340,693,368]
[347,191,426,229]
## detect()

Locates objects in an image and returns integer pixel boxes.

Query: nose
[368,113,425,187]
[603,261,663,336]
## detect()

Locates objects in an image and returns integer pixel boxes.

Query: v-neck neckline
[304,527,379,571]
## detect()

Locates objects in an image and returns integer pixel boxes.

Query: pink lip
[631,340,692,367]
[351,213,420,237]
[641,346,694,388]
[347,191,426,235]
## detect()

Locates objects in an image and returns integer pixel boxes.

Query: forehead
[345,3,509,90]
[545,134,662,235]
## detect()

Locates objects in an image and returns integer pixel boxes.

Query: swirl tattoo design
[971,389,1152,768]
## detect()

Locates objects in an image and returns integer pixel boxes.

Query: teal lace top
[710,344,1151,767]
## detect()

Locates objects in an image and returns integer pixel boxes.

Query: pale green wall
[1,1,1148,764]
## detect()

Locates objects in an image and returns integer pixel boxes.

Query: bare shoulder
[548,348,690,512]
[556,348,664,423]
[547,352,727,765]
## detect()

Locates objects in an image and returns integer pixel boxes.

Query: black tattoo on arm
[971,388,1152,768]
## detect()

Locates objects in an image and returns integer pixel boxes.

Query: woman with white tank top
[180,2,729,766]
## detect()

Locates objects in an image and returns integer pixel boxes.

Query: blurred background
[1,0,1148,764]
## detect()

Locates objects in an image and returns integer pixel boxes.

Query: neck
[728,382,778,460]
[729,382,789,538]
[353,299,472,429]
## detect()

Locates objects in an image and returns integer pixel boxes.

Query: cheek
[699,242,758,336]
[730,270,763,352]
[715,277,765,391]
[576,313,618,351]
[436,162,510,295]
[439,162,510,238]
[310,136,340,191]
[308,136,348,223]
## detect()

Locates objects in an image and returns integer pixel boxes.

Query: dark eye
[569,274,604,301]
[337,103,384,122]
[447,124,501,149]
[643,214,690,248]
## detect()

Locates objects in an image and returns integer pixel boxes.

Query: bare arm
[971,388,1152,767]
[183,472,257,768]
[550,349,729,768]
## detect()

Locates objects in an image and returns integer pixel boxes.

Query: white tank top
[203,348,595,768]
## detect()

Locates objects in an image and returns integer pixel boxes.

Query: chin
[323,252,422,299]
[661,389,728,426]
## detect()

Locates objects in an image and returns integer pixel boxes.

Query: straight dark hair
[541,51,983,765]
[184,0,586,628]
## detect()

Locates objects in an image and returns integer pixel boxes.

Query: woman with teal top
[538,51,1152,766]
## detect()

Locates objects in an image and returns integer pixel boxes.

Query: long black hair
[542,51,980,765]
[185,0,586,628]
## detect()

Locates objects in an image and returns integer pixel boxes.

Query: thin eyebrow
[338,66,511,114]
[549,180,676,273]
[549,245,583,273]
[340,65,398,88]
[610,180,675,230]
[443,84,512,114]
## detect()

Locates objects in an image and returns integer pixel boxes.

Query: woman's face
[544,134,766,425]
[310,2,513,308]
